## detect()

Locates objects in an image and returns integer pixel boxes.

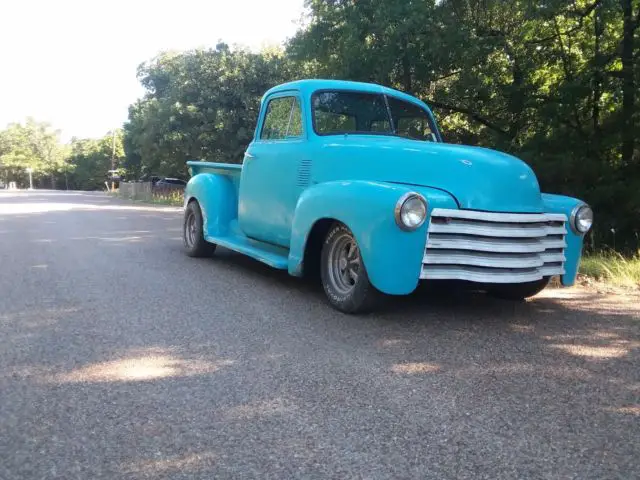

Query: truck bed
[187,161,242,177]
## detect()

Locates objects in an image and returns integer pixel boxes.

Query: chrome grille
[421,208,567,283]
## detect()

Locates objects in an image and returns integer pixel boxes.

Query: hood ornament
[460,159,473,166]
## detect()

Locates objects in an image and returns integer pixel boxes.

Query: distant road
[1,190,638,479]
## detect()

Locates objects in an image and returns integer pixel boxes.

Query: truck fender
[288,181,457,295]
[184,173,238,237]
[541,193,586,286]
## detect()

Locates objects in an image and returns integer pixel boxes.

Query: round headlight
[395,193,427,231]
[571,204,593,234]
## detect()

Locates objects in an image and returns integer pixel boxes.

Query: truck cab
[183,79,593,313]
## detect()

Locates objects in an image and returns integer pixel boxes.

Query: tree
[66,130,124,191]
[123,45,294,179]
[0,118,65,188]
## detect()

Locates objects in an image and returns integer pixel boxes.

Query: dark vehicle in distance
[155,178,187,190]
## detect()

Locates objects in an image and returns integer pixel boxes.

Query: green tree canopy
[123,44,295,179]
[0,118,66,187]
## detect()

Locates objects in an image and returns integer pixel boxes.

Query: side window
[386,96,435,141]
[260,96,303,140]
[287,98,303,137]
[397,117,434,141]
[370,119,391,132]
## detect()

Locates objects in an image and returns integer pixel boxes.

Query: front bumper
[420,208,568,284]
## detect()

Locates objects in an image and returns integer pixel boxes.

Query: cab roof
[262,79,430,110]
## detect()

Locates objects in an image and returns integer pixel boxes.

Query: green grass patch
[580,251,640,288]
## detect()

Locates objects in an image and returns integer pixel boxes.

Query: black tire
[183,200,216,257]
[320,223,381,313]
[487,277,550,301]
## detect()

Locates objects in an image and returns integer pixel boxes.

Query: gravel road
[0,190,638,479]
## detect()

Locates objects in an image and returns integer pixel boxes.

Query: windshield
[312,91,438,141]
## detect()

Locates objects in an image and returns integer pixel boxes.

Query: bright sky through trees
[0,0,304,141]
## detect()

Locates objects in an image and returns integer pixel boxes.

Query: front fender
[289,181,457,295]
[185,173,238,237]
[542,193,588,286]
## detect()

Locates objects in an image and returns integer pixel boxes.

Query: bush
[580,251,640,288]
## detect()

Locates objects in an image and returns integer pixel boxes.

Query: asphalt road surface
[1,190,638,480]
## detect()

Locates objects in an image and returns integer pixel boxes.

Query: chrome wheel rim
[185,212,197,247]
[328,233,360,295]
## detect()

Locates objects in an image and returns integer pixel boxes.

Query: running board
[205,233,289,269]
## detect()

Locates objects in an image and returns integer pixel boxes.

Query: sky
[0,0,306,142]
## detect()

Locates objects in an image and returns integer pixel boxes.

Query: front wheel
[320,223,382,314]
[183,201,216,257]
[487,277,551,301]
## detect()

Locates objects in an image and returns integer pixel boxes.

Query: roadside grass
[110,188,184,207]
[579,251,640,288]
[152,188,184,207]
[151,192,184,207]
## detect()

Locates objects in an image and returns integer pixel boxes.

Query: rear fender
[185,173,238,237]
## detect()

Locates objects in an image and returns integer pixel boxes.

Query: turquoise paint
[310,138,542,213]
[289,183,457,294]
[239,90,310,246]
[541,193,587,285]
[206,228,289,269]
[185,164,240,237]
[288,180,428,294]
[239,139,308,246]
[185,79,590,295]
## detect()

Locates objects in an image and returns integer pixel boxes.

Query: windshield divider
[382,95,396,134]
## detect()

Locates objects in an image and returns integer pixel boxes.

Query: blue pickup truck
[183,79,593,313]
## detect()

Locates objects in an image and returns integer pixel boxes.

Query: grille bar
[421,209,568,283]
[421,264,565,283]
[429,208,566,223]
[423,250,545,268]
[427,235,566,253]
[429,220,566,238]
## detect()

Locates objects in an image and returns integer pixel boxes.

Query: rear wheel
[487,277,550,301]
[320,223,381,313]
[183,201,216,257]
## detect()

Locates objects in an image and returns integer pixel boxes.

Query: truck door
[238,92,306,247]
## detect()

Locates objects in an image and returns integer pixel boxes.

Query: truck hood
[321,137,544,213]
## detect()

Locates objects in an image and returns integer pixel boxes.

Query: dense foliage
[66,131,125,191]
[0,119,67,188]
[0,119,124,190]
[122,44,295,179]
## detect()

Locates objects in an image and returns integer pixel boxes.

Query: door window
[260,96,303,140]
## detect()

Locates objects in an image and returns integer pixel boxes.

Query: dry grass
[580,251,640,289]
[152,188,184,206]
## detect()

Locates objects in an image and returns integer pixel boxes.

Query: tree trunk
[400,37,412,93]
[554,17,586,138]
[508,60,525,141]
[620,0,636,166]
[592,3,603,138]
